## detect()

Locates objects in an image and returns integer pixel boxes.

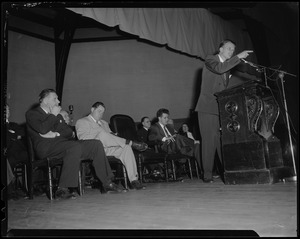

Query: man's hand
[166,135,176,144]
[237,50,253,59]
[49,105,61,116]
[40,131,60,138]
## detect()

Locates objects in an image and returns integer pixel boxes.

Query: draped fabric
[66,7,257,139]
[67,8,256,62]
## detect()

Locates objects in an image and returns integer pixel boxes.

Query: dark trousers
[193,143,202,173]
[160,135,202,173]
[47,139,114,188]
[198,113,222,179]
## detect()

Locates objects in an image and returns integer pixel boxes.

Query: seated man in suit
[148,108,202,177]
[6,104,28,170]
[26,89,125,199]
[137,116,164,179]
[5,104,29,198]
[75,102,147,190]
[137,116,156,149]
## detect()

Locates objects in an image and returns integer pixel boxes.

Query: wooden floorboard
[5,178,297,237]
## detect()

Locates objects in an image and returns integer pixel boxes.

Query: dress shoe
[102,182,127,194]
[54,187,77,200]
[130,180,146,190]
[203,178,214,183]
[131,141,148,152]
[116,182,128,192]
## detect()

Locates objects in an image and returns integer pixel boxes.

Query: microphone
[241,59,259,68]
[242,59,264,73]
[69,105,74,114]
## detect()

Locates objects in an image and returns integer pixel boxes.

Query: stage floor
[5,177,297,237]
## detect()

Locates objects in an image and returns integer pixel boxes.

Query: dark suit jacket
[6,122,28,167]
[148,123,175,143]
[137,127,156,147]
[148,122,191,154]
[196,54,241,115]
[25,106,74,159]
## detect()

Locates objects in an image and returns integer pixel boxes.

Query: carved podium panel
[215,80,293,184]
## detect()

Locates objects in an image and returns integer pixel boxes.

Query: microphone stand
[241,59,268,86]
[243,59,297,182]
[278,72,297,182]
[68,105,74,126]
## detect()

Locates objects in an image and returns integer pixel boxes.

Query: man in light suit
[195,39,253,183]
[26,89,125,199]
[75,102,147,190]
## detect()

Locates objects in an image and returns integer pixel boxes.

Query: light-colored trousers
[97,131,138,182]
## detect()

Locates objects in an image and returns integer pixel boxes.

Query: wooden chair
[26,135,83,200]
[110,114,200,182]
[110,114,169,183]
[164,152,200,181]
[79,156,128,195]
[108,156,128,190]
[13,162,28,196]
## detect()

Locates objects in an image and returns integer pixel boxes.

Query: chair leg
[122,164,128,189]
[78,169,83,196]
[22,164,28,195]
[164,157,169,182]
[47,160,53,200]
[195,160,200,179]
[13,167,19,190]
[82,162,87,194]
[79,161,88,195]
[171,160,176,180]
[138,154,143,184]
[187,158,193,179]
[27,163,33,200]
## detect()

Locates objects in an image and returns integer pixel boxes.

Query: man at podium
[195,39,253,183]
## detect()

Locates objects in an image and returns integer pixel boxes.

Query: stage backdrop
[7,8,258,125]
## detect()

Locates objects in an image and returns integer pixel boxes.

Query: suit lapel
[156,123,166,137]
[37,106,48,116]
[87,115,100,128]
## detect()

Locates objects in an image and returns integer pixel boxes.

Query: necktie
[164,126,171,137]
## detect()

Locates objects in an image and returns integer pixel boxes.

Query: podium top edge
[214,80,264,96]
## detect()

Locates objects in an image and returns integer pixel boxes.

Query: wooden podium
[215,80,293,184]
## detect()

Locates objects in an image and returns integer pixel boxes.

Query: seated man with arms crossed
[75,102,147,190]
[26,89,125,199]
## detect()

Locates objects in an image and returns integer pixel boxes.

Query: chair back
[26,132,35,163]
[110,114,138,141]
[25,126,64,199]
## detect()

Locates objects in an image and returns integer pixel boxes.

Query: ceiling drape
[67,8,256,69]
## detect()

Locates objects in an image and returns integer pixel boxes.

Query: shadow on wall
[28,103,39,111]
[190,67,203,140]
[191,67,203,111]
